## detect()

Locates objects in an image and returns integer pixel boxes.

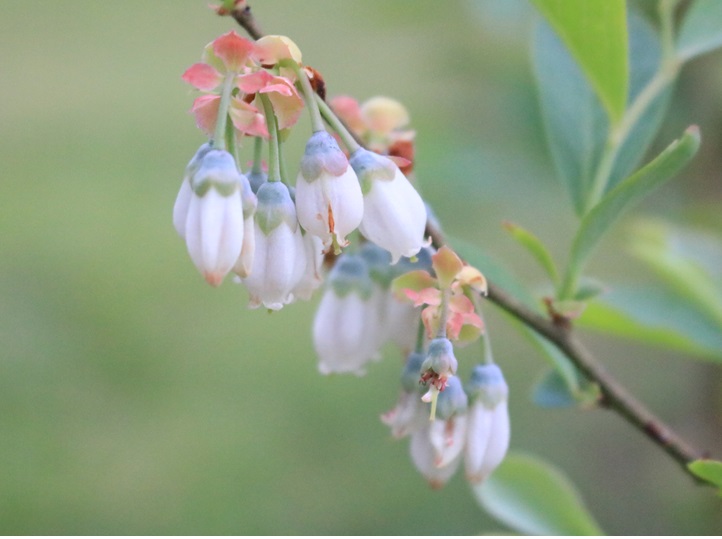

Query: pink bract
[212,31,256,72]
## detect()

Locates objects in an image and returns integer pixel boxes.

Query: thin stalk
[316,95,361,154]
[212,72,236,151]
[285,60,325,133]
[251,136,263,175]
[435,288,450,339]
[259,93,282,182]
[414,317,426,354]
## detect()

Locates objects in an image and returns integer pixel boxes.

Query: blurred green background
[1,0,721,534]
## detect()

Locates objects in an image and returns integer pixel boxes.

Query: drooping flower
[174,147,246,287]
[291,231,325,301]
[295,131,364,253]
[419,337,458,392]
[464,364,510,484]
[381,352,428,439]
[350,148,426,263]
[173,142,211,239]
[232,173,257,278]
[313,254,384,375]
[410,376,468,489]
[242,181,306,310]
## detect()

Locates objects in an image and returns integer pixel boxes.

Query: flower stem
[435,288,450,339]
[259,93,282,182]
[286,60,325,133]
[213,72,236,151]
[316,94,361,154]
[471,293,494,365]
[251,136,263,175]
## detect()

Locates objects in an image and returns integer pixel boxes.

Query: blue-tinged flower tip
[401,352,426,393]
[358,242,393,286]
[434,376,468,420]
[422,338,458,377]
[191,149,243,197]
[467,364,508,408]
[299,130,349,181]
[247,169,267,194]
[349,148,396,191]
[255,181,297,235]
[327,253,373,299]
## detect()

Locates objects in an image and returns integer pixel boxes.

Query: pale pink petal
[182,63,223,91]
[229,98,269,138]
[212,31,256,71]
[191,95,220,135]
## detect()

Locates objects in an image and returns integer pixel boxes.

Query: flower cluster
[383,359,510,488]
[174,31,428,310]
[173,28,509,490]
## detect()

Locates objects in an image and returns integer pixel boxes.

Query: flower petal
[182,62,223,91]
[212,31,256,72]
[191,95,220,135]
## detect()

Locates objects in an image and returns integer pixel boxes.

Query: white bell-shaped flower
[464,364,510,484]
[233,174,258,278]
[242,181,306,310]
[313,254,384,375]
[291,231,325,301]
[295,131,364,252]
[350,148,427,263]
[410,376,468,489]
[381,352,428,438]
[175,147,246,287]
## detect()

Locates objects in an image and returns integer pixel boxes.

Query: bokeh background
[1,0,721,534]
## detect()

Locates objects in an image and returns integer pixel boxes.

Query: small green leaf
[573,277,607,301]
[567,126,700,289]
[532,369,576,408]
[677,0,722,61]
[578,285,722,361]
[473,453,604,536]
[531,0,628,124]
[503,221,559,284]
[688,459,722,492]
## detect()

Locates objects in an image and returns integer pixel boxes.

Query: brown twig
[228,1,710,486]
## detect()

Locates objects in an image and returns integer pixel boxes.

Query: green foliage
[532,366,600,409]
[534,10,670,216]
[579,220,722,361]
[677,0,722,61]
[531,0,628,124]
[561,127,700,298]
[503,221,559,284]
[473,453,603,535]
[688,460,722,493]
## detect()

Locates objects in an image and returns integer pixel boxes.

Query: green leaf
[534,10,669,215]
[677,0,722,61]
[578,285,722,361]
[629,219,722,328]
[566,126,700,289]
[503,221,559,283]
[531,0,628,124]
[532,369,576,408]
[473,453,604,536]
[688,460,722,492]
[532,367,600,409]
[606,10,672,191]
[533,21,608,215]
